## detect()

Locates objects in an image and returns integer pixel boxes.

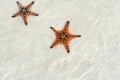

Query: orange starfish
[12,1,38,25]
[50,21,81,53]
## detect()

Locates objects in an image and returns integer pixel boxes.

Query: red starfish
[50,21,81,53]
[12,1,38,25]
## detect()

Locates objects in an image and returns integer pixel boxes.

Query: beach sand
[0,0,120,80]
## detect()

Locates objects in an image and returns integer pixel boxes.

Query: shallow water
[0,0,120,80]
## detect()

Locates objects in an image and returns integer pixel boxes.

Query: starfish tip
[12,15,15,18]
[50,46,53,48]
[67,50,70,53]
[36,14,39,16]
[32,1,34,4]
[17,1,19,4]
[78,35,81,37]
[67,21,70,24]
[50,26,53,29]
[25,22,28,25]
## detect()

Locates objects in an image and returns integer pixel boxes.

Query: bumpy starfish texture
[12,1,38,25]
[50,21,81,53]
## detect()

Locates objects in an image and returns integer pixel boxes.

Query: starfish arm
[50,40,59,48]
[29,11,39,16]
[64,44,70,53]
[22,16,28,25]
[12,12,21,17]
[27,1,34,9]
[17,1,23,9]
[63,21,70,31]
[71,34,81,38]
[50,26,58,33]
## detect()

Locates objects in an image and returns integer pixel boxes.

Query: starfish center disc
[21,7,29,15]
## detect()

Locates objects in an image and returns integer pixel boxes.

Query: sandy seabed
[0,0,120,80]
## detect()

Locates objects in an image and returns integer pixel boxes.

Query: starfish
[50,21,81,53]
[12,1,39,25]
